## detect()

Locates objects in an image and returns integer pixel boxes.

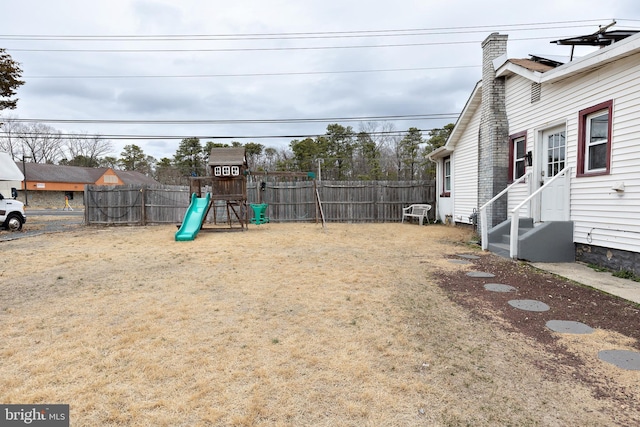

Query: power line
[9,114,459,125]
[25,65,479,79]
[10,129,441,141]
[0,19,610,41]
[0,24,598,42]
[5,36,576,53]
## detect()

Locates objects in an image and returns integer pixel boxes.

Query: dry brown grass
[0,223,632,426]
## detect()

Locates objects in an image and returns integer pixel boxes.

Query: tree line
[0,118,453,184]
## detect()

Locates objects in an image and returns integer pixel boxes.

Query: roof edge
[426,146,453,160]
[541,31,640,84]
[437,80,483,152]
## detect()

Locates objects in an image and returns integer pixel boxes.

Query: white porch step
[486,218,574,262]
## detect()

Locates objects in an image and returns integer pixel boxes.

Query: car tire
[5,214,23,231]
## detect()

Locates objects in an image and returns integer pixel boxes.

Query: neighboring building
[428,29,640,273]
[16,162,159,207]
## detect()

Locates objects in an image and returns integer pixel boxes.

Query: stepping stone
[448,259,471,265]
[546,320,594,334]
[484,283,517,293]
[466,271,495,278]
[457,254,480,260]
[598,350,640,371]
[508,299,550,312]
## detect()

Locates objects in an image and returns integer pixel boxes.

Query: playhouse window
[578,100,612,176]
[222,166,231,176]
[214,166,222,176]
[231,166,240,176]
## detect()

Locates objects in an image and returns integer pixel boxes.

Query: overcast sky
[2,0,640,161]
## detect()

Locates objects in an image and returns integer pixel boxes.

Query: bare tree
[0,115,22,158]
[63,132,113,166]
[18,122,64,163]
[358,121,399,179]
[261,147,278,171]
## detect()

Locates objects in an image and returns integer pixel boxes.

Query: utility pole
[22,155,31,206]
[316,158,324,182]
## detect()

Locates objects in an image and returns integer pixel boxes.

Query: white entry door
[540,126,567,221]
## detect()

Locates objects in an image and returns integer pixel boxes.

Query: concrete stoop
[487,218,575,262]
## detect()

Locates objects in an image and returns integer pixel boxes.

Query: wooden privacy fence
[85,180,435,226]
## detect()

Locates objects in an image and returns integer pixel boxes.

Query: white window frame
[584,110,608,173]
[443,157,451,194]
[512,136,526,181]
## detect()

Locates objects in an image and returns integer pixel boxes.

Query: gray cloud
[2,0,635,160]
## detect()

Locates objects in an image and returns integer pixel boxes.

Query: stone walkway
[454,255,640,371]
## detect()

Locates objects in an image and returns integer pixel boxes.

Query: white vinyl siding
[451,107,481,224]
[504,52,640,253]
[503,77,532,218]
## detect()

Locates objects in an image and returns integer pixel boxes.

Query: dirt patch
[435,253,640,421]
[0,223,638,426]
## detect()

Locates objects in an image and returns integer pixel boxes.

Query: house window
[443,157,451,196]
[222,166,231,176]
[214,166,222,176]
[231,166,240,176]
[508,131,527,182]
[578,100,613,176]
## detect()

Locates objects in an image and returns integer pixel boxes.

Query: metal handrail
[509,166,571,258]
[479,171,531,250]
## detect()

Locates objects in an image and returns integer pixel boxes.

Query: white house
[428,29,640,273]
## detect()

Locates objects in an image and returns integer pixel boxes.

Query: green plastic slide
[175,193,211,241]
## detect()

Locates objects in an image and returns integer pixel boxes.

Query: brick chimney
[478,33,509,229]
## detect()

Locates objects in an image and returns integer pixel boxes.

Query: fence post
[373,181,378,222]
[314,179,318,223]
[140,186,146,226]
[84,185,89,225]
